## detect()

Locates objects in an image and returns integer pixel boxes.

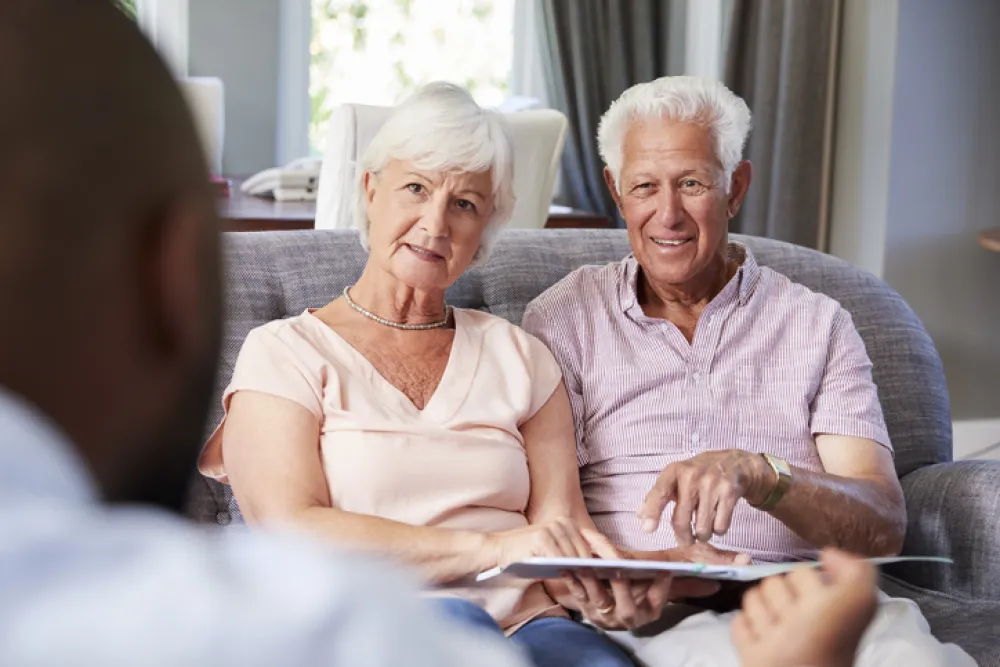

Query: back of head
[597,76,753,192]
[0,0,222,512]
[354,82,516,264]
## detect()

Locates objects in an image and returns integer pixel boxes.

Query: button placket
[689,316,716,453]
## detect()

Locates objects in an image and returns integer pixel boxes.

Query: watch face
[765,454,791,475]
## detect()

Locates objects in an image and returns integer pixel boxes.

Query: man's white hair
[354,81,515,265]
[597,76,752,193]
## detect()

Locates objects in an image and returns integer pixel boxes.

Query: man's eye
[681,179,708,193]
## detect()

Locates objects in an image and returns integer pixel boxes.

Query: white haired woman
[197,82,658,667]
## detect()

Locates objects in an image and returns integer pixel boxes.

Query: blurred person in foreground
[522,76,975,666]
[0,1,527,665]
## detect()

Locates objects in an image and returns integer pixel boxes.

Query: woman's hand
[490,517,596,565]
[491,520,655,628]
[570,539,750,629]
[566,531,685,631]
[568,572,676,630]
[491,520,627,620]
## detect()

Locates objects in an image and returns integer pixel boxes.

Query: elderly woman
[197,82,660,667]
[523,76,975,667]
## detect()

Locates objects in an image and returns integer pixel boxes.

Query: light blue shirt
[0,388,526,667]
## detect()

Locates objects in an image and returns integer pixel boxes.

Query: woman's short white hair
[597,76,752,193]
[354,81,515,265]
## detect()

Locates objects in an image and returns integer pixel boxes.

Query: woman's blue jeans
[434,598,636,667]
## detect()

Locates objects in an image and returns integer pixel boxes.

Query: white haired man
[522,76,975,667]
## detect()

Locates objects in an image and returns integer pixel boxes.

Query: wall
[830,0,1000,459]
[884,0,1000,453]
[188,0,281,175]
[828,0,898,278]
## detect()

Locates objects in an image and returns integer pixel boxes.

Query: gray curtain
[725,0,841,250]
[537,0,685,221]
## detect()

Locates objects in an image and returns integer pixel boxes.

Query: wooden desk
[978,228,1000,253]
[218,179,612,231]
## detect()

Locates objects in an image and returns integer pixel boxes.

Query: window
[115,0,137,21]
[135,0,189,77]
[309,0,515,154]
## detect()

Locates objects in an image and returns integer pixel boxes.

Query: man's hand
[650,542,754,567]
[637,450,775,547]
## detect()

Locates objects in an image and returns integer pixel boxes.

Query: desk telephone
[242,157,322,202]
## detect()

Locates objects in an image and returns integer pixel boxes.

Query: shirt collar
[619,241,762,314]
[0,386,98,505]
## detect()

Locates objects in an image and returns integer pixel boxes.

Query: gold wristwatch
[751,453,792,512]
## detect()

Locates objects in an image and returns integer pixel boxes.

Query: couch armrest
[887,460,1000,601]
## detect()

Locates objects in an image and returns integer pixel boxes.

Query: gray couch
[187,229,1000,664]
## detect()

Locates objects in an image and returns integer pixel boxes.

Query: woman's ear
[362,170,378,207]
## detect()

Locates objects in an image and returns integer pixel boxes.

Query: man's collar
[0,386,98,505]
[620,242,761,313]
[727,242,762,306]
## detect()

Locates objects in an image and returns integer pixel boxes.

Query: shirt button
[692,372,701,383]
[216,511,231,526]
[691,433,700,444]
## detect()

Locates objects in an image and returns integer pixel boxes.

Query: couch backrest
[186,229,952,523]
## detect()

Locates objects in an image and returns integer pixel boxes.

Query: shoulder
[248,311,321,346]
[757,267,847,327]
[454,307,509,332]
[525,260,625,323]
[239,312,331,362]
[457,309,552,358]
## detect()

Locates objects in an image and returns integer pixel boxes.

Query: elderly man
[523,76,974,667]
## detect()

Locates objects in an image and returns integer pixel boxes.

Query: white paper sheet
[475,556,952,583]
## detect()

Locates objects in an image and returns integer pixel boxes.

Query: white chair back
[315,104,567,231]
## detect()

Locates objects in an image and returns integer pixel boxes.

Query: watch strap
[752,453,792,512]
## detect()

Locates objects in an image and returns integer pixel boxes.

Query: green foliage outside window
[114,0,137,21]
[309,0,512,153]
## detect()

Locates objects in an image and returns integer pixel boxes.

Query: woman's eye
[406,183,424,195]
[456,199,476,212]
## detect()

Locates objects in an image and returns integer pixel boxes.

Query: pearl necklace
[342,286,451,331]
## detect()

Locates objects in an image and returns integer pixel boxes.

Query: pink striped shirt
[522,243,891,563]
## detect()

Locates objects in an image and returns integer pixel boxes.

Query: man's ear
[727,161,753,219]
[137,196,211,363]
[603,167,624,213]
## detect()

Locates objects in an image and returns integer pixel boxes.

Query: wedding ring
[596,603,615,615]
